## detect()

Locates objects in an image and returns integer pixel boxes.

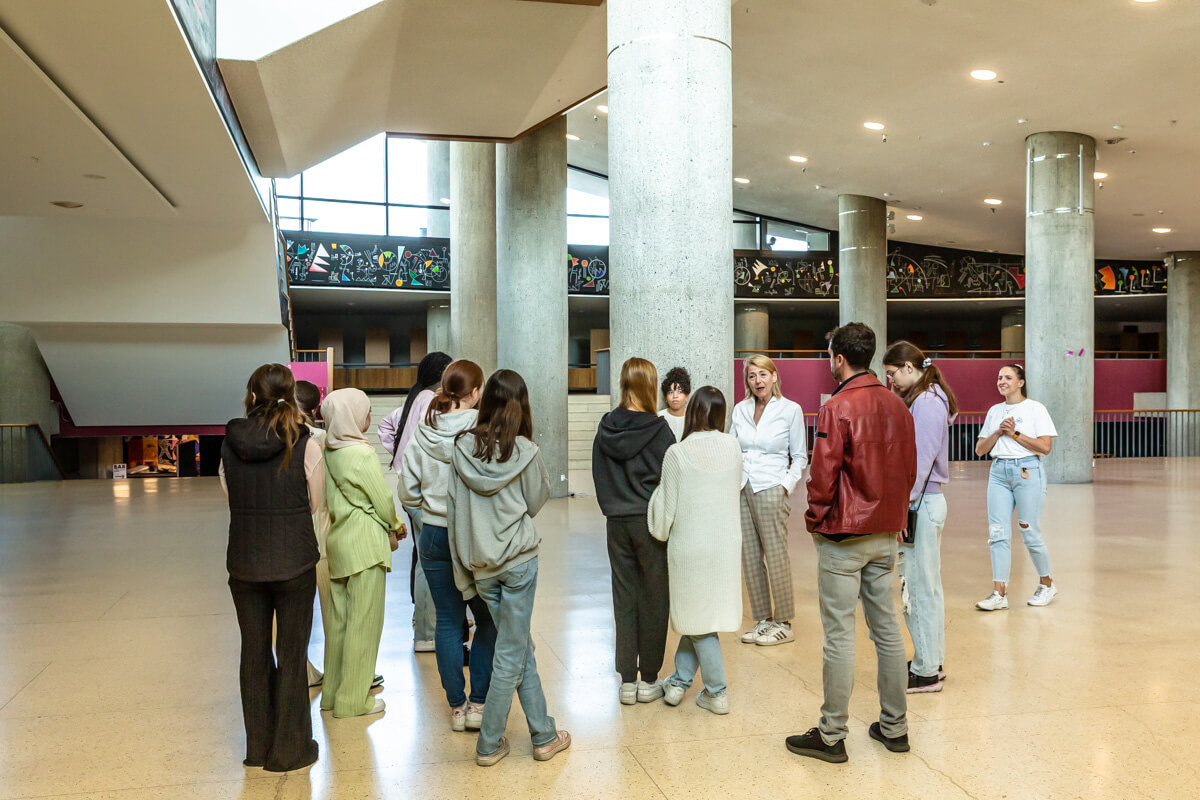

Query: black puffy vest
[222,417,319,582]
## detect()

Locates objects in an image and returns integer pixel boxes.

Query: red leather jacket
[805,372,917,536]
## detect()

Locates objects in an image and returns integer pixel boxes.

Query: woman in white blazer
[649,387,743,715]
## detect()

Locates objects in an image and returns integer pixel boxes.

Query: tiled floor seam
[625,744,671,800]
[0,662,49,715]
[909,751,979,800]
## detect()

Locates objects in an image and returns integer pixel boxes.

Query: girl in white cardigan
[648,387,744,715]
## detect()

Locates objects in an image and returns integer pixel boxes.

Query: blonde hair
[743,354,782,400]
[620,357,659,413]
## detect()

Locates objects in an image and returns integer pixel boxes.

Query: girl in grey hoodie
[448,369,570,767]
[398,360,498,733]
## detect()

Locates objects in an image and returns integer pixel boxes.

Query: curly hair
[660,366,691,397]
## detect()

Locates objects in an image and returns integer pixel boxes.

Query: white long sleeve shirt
[729,395,808,494]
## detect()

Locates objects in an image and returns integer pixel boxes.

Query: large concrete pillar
[735,305,769,354]
[426,140,451,238]
[838,194,887,374]
[1166,252,1200,455]
[497,117,569,498]
[426,301,450,355]
[449,142,497,375]
[1001,310,1025,360]
[1026,131,1095,483]
[0,322,56,436]
[607,0,733,402]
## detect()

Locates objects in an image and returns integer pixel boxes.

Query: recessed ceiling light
[1017,118,1028,124]
[83,173,106,180]
[789,155,808,163]
[439,197,450,205]
[734,177,751,184]
[565,133,580,141]
[1152,227,1172,233]
[907,215,924,221]
[970,69,998,81]
[51,200,83,208]
[1094,172,1108,180]
[984,198,1003,205]
[596,105,609,114]
[863,121,885,131]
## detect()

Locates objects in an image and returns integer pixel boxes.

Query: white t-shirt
[978,398,1058,459]
[658,408,686,442]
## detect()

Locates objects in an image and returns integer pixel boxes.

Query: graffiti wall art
[285,232,450,289]
[567,245,610,294]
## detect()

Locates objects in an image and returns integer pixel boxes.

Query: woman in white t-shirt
[973,364,1058,611]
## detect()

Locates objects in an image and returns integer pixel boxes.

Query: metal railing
[0,424,65,484]
[733,349,1161,360]
[293,347,332,363]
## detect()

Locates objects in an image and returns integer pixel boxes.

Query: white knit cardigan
[648,430,744,635]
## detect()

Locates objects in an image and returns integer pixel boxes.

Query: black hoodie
[591,407,676,518]
[222,417,318,582]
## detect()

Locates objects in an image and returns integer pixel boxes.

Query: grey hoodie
[397,409,478,527]
[447,433,551,598]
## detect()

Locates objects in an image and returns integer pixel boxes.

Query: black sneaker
[785,728,848,763]
[906,670,943,694]
[907,660,947,681]
[868,722,910,753]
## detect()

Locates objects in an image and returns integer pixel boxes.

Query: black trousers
[229,569,319,772]
[606,515,670,683]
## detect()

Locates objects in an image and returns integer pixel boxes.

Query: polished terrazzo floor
[0,458,1198,799]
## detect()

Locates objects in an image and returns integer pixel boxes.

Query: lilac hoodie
[377,389,435,471]
[909,384,952,504]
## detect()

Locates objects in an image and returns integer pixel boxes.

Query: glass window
[275,174,302,197]
[388,138,437,205]
[277,197,301,229]
[389,206,451,238]
[303,200,386,235]
[302,134,385,202]
[568,215,609,246]
[732,219,759,249]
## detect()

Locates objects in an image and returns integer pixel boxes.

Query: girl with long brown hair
[448,370,569,766]
[591,357,676,704]
[398,360,498,733]
[220,363,322,771]
[882,341,957,693]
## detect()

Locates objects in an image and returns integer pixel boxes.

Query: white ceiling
[567,0,1200,259]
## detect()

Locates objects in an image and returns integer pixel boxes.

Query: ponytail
[244,364,305,470]
[425,359,485,428]
[882,341,960,417]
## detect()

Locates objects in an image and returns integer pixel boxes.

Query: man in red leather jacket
[786,323,917,764]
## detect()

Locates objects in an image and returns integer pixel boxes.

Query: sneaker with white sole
[619,682,637,705]
[741,620,773,643]
[755,621,794,646]
[637,680,665,703]
[975,591,1009,611]
[414,640,435,653]
[696,690,729,715]
[1027,583,1058,606]
[532,730,571,762]
[475,737,509,767]
[451,704,468,732]
[465,703,484,729]
[663,683,686,706]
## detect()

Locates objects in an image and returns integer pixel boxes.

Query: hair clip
[275,397,286,404]
[921,358,932,368]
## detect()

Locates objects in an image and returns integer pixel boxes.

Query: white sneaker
[976,591,1009,611]
[1028,583,1058,606]
[755,621,794,646]
[414,640,435,653]
[451,703,468,732]
[663,683,686,706]
[619,682,637,705]
[637,680,665,703]
[741,620,773,643]
[465,703,484,730]
[696,690,730,715]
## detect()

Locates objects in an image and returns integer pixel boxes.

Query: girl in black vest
[221,364,324,772]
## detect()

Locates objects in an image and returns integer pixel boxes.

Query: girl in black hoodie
[592,357,676,705]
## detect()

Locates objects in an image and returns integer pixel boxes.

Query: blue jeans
[986,457,1052,583]
[899,493,947,678]
[475,558,557,755]
[667,633,726,697]
[418,525,497,708]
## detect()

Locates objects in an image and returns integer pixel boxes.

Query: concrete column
[449,142,497,375]
[426,301,451,355]
[1166,252,1200,455]
[497,116,569,498]
[607,0,733,401]
[735,305,769,354]
[837,194,887,374]
[1000,310,1025,360]
[0,322,56,436]
[1026,131,1095,483]
[426,140,451,238]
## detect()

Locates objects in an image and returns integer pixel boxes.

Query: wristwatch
[1011,431,1021,440]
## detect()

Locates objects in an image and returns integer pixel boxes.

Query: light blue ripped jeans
[899,492,947,679]
[986,456,1052,583]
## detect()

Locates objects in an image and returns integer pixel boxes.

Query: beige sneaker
[451,704,468,732]
[533,730,572,762]
[475,737,510,767]
[465,703,484,730]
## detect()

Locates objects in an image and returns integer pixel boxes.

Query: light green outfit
[321,443,399,717]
